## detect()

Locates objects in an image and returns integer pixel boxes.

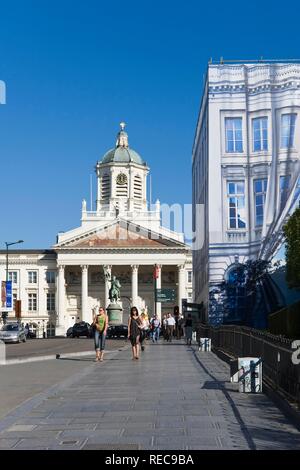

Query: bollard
[198,338,211,352]
[237,357,262,393]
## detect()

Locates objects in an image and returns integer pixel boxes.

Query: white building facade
[0,124,192,335]
[192,62,300,323]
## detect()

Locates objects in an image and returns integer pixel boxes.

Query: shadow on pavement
[191,348,256,450]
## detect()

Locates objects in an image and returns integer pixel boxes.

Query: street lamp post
[5,240,24,282]
[3,240,24,323]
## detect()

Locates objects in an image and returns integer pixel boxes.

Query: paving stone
[35,423,97,431]
[59,429,121,439]
[152,428,186,437]
[13,438,58,449]
[156,408,185,416]
[126,416,156,423]
[72,416,128,424]
[82,442,141,450]
[15,417,70,426]
[155,417,185,426]
[119,423,154,431]
[6,424,37,432]
[0,438,20,449]
[0,430,61,439]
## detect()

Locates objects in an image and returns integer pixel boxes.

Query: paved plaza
[0,341,300,450]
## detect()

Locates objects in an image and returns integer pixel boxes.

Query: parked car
[107,324,128,339]
[0,323,26,343]
[66,327,73,337]
[71,321,93,338]
[27,329,36,339]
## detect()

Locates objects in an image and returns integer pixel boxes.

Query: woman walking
[128,306,141,360]
[93,307,108,362]
[139,311,150,351]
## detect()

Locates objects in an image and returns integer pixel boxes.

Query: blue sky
[0,0,300,248]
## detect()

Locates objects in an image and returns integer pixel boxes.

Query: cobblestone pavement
[0,341,300,450]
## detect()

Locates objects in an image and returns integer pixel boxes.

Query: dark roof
[0,249,56,255]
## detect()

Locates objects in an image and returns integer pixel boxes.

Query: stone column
[56,265,66,336]
[131,265,139,308]
[81,265,89,323]
[178,264,186,313]
[155,264,162,320]
[103,265,112,308]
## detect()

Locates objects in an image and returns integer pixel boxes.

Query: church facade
[0,124,192,336]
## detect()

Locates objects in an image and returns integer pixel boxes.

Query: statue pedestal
[107,302,123,325]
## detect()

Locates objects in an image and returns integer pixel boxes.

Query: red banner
[1,281,6,308]
[153,265,160,279]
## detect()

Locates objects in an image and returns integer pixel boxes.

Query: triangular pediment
[54,219,187,250]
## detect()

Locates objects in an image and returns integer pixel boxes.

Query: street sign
[155,288,176,303]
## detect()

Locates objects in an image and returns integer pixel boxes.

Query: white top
[140,318,149,330]
[166,316,176,326]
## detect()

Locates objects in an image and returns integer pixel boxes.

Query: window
[281,114,296,148]
[187,271,192,283]
[224,265,246,323]
[188,292,192,299]
[253,117,268,151]
[227,182,246,229]
[254,179,268,226]
[101,173,111,200]
[225,118,243,153]
[28,271,37,284]
[47,293,55,311]
[8,271,18,284]
[280,175,291,208]
[46,271,55,284]
[133,175,142,199]
[28,293,37,311]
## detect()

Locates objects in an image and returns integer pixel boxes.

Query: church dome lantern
[100,122,147,166]
[96,123,149,214]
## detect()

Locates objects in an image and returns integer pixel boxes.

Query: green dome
[99,123,147,166]
[101,146,145,165]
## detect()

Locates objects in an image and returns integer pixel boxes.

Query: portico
[54,232,190,334]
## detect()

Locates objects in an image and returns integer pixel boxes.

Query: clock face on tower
[116,173,127,185]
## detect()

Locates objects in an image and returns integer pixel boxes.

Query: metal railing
[197,324,300,406]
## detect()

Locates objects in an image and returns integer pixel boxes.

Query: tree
[283,207,300,289]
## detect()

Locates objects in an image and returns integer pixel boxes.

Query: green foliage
[283,208,300,289]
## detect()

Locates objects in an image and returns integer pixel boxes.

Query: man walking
[166,313,176,342]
